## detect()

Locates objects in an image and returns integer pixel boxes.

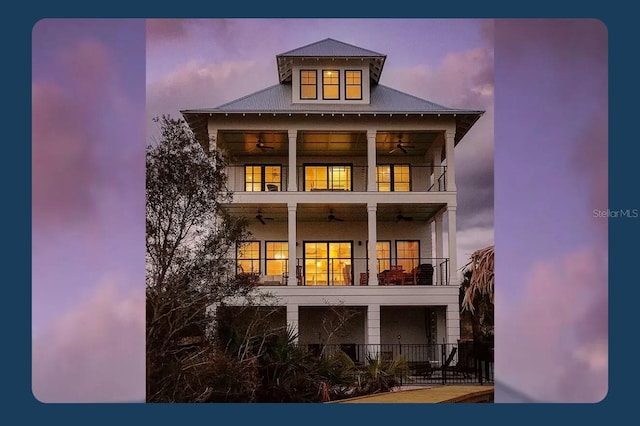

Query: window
[365,240,392,273]
[345,70,362,100]
[376,241,391,273]
[237,241,260,273]
[376,164,411,192]
[322,70,340,99]
[300,70,317,99]
[244,165,282,192]
[265,242,288,277]
[304,242,352,286]
[396,240,420,272]
[304,165,352,191]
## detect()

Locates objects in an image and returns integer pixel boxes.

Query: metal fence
[309,342,494,385]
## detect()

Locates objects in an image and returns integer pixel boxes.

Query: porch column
[288,129,297,191]
[431,140,443,190]
[444,129,456,192]
[446,206,458,285]
[288,203,298,286]
[366,130,377,191]
[287,304,299,344]
[366,304,381,356]
[367,203,378,286]
[434,212,444,285]
[446,304,461,345]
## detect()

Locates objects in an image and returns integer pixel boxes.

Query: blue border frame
[15,3,637,424]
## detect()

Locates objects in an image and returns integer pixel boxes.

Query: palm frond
[462,245,494,312]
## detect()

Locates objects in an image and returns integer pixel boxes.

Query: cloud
[496,247,608,402]
[32,280,145,403]
[32,81,99,230]
[146,19,190,43]
[146,59,270,141]
[32,40,122,231]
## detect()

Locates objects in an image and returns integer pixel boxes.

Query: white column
[367,304,381,356]
[431,141,443,191]
[366,130,377,191]
[445,129,456,192]
[367,203,378,286]
[447,206,457,286]
[435,212,444,285]
[446,304,461,345]
[288,129,297,191]
[287,304,299,344]
[288,203,298,286]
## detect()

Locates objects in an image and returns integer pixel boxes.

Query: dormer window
[300,70,317,99]
[345,70,362,100]
[322,70,340,100]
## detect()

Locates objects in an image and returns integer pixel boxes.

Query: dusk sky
[32,18,607,403]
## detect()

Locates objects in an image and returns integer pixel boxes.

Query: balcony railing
[231,257,450,286]
[295,257,449,286]
[225,165,447,193]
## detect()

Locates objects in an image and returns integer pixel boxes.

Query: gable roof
[181,83,483,145]
[278,38,385,58]
[276,38,387,83]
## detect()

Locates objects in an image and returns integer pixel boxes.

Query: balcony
[234,257,450,287]
[225,165,447,193]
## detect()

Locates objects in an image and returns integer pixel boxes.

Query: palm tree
[461,245,494,346]
[462,245,494,312]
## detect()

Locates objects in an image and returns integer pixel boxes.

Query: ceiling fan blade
[399,146,408,154]
[256,215,266,225]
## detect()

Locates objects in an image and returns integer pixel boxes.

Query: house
[182,38,483,364]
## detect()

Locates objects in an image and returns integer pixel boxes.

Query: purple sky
[494,20,608,402]
[32,19,145,402]
[31,18,607,403]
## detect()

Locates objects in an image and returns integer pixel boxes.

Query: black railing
[231,257,450,286]
[294,257,450,286]
[309,342,493,385]
[224,164,448,192]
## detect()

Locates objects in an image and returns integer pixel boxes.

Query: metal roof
[276,38,387,83]
[181,83,483,147]
[278,38,385,58]
[185,83,476,114]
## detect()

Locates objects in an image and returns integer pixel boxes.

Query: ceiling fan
[389,138,415,154]
[328,210,345,222]
[254,137,275,152]
[396,214,414,222]
[256,212,275,225]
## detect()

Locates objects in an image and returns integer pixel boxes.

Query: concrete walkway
[335,385,494,403]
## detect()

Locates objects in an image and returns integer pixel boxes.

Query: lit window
[304,242,352,286]
[245,165,282,191]
[376,241,391,273]
[265,242,288,276]
[300,70,317,99]
[365,241,392,273]
[345,70,362,100]
[396,241,420,272]
[322,70,340,99]
[237,241,260,273]
[376,164,411,191]
[304,165,351,191]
